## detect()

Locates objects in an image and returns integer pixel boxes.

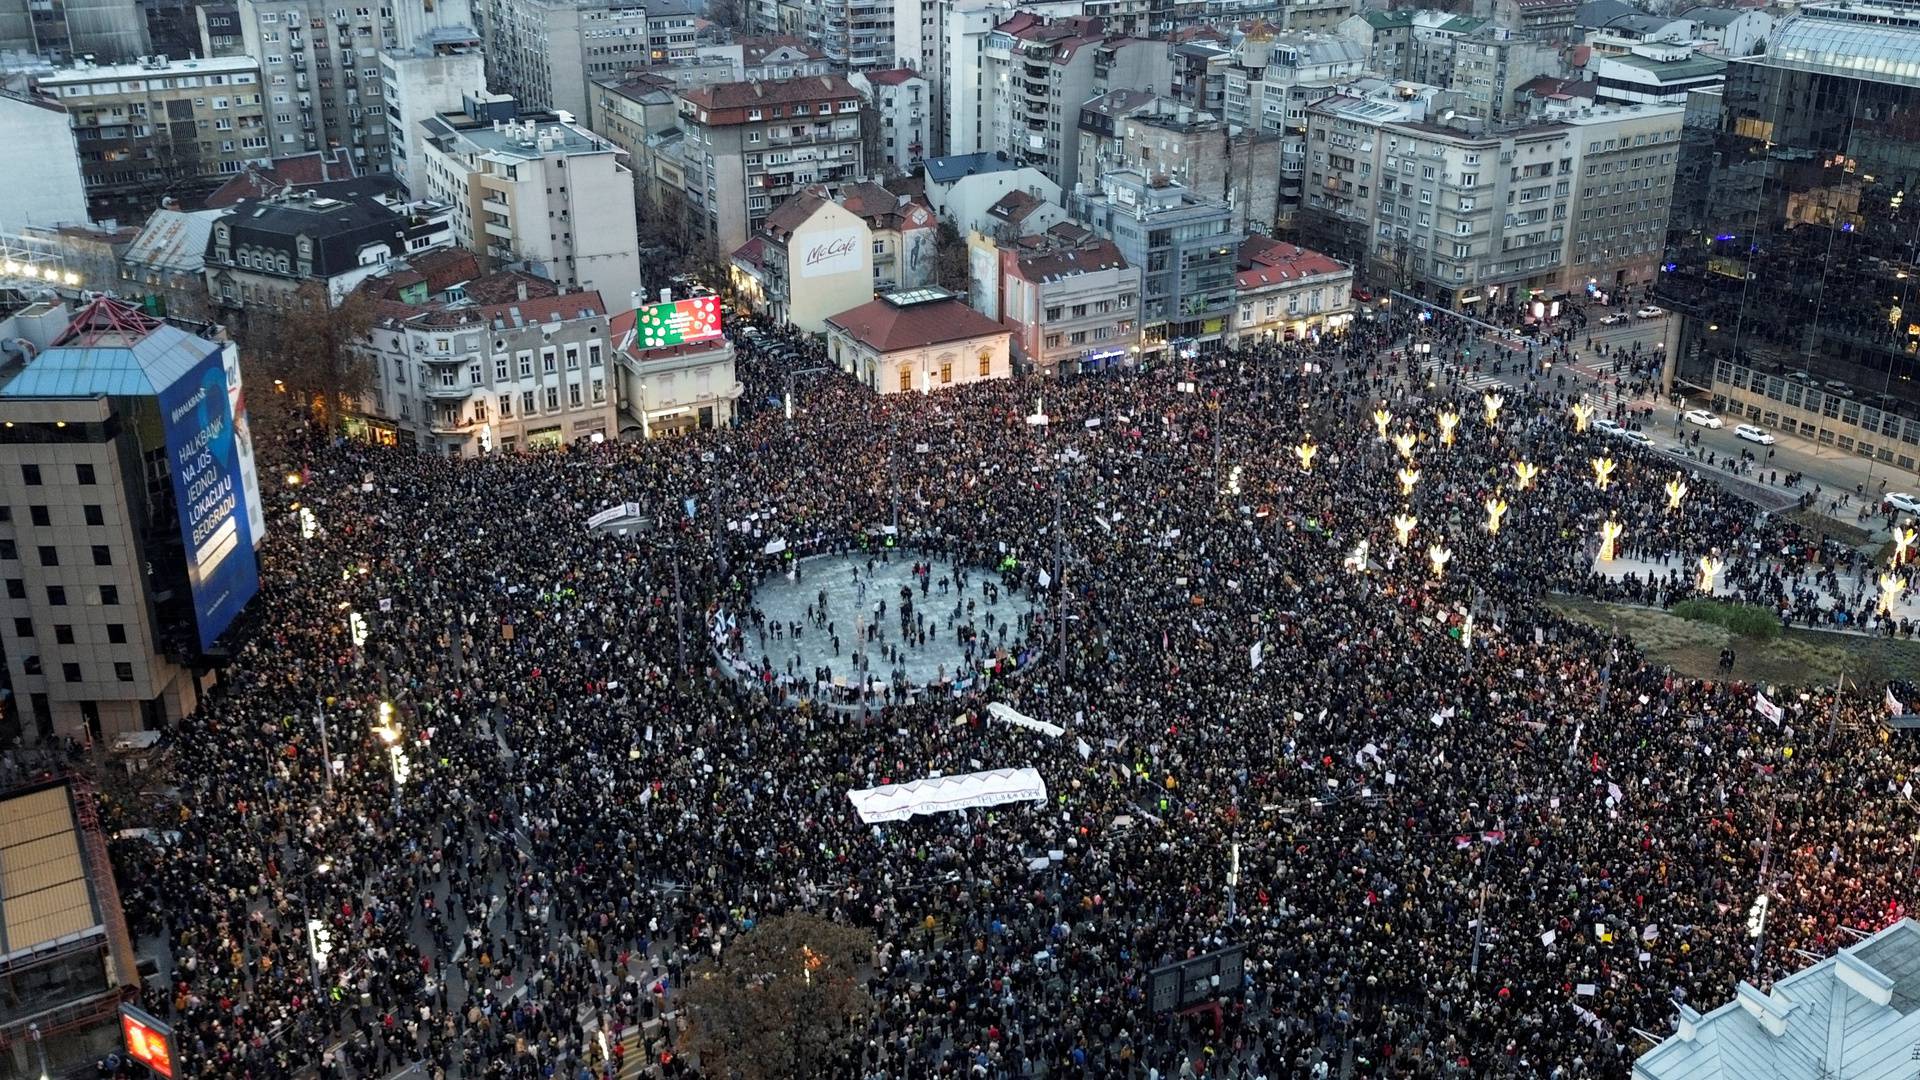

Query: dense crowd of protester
[87,306,1920,1080]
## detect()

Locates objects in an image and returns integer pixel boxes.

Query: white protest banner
[763,538,789,555]
[1075,737,1092,760]
[1540,930,1557,947]
[1754,691,1783,725]
[986,702,1065,738]
[846,767,1048,824]
[1250,641,1265,670]
[1890,686,1907,717]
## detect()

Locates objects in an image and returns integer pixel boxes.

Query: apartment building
[972,13,1171,196]
[0,0,149,63]
[1448,26,1563,123]
[985,227,1139,375]
[897,0,1085,158]
[417,105,641,308]
[1301,103,1575,309]
[355,273,617,455]
[673,74,865,257]
[1481,0,1577,40]
[380,32,485,199]
[235,0,408,169]
[1085,97,1287,235]
[692,36,831,80]
[477,0,646,119]
[1070,169,1240,358]
[1221,29,1368,135]
[1561,103,1682,294]
[38,56,268,220]
[850,67,929,176]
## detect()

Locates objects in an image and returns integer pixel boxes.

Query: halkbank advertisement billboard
[159,345,259,652]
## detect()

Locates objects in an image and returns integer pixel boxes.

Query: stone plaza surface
[726,549,1043,691]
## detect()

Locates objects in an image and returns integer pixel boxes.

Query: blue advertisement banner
[158,346,259,651]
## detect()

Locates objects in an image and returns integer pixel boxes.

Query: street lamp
[1427,543,1451,579]
[1372,408,1392,441]
[1294,441,1317,472]
[1392,513,1417,548]
[1392,431,1416,461]
[1483,392,1504,427]
[1571,401,1594,433]
[1698,554,1723,594]
[1880,572,1905,616]
[1665,476,1688,512]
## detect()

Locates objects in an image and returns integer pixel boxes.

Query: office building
[850,67,928,176]
[418,104,641,309]
[0,88,86,234]
[826,285,1011,395]
[672,74,865,257]
[1656,0,1920,473]
[1588,43,1726,106]
[0,296,266,739]
[355,270,616,454]
[0,779,138,1074]
[38,55,268,220]
[1070,169,1241,358]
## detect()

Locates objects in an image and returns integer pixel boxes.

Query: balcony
[430,413,479,434]
[424,383,471,402]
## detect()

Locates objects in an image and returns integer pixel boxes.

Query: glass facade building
[1658,0,1920,472]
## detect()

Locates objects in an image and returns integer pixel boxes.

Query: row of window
[5,578,119,606]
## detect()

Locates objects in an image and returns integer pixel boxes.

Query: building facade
[827,286,1011,394]
[417,107,641,309]
[1231,234,1352,344]
[38,56,268,220]
[476,0,647,120]
[751,188,875,333]
[205,189,451,312]
[0,88,87,233]
[234,0,404,169]
[992,230,1138,374]
[1656,0,1920,459]
[673,74,866,257]
[850,67,928,176]
[1070,169,1241,358]
[1561,104,1682,294]
[357,280,618,455]
[381,32,486,199]
[612,310,740,435]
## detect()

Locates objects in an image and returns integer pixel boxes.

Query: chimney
[515,279,528,301]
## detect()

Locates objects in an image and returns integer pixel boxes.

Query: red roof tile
[862,67,920,86]
[827,295,1006,353]
[680,74,859,113]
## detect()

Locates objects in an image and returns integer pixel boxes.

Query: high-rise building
[1656,0,1920,473]
[381,29,485,198]
[38,55,269,221]
[0,297,265,740]
[476,0,646,120]
[1070,169,1242,359]
[0,0,150,63]
[849,67,929,175]
[417,104,642,307]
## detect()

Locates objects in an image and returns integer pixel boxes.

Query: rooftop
[860,67,921,86]
[39,54,257,85]
[1758,1,1920,88]
[2,296,214,399]
[827,288,1006,353]
[0,782,97,959]
[1010,237,1129,282]
[1236,235,1347,288]
[122,208,223,272]
[1634,918,1920,1080]
[924,150,1028,184]
[1681,6,1749,27]
[678,74,858,113]
[429,116,612,161]
[1605,50,1728,79]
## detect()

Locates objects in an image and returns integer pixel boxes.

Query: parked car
[1620,430,1656,448]
[1886,492,1920,515]
[1635,305,1665,318]
[1593,417,1623,435]
[1682,409,1724,429]
[1734,424,1775,445]
[1599,314,1626,325]
[1823,380,1855,398]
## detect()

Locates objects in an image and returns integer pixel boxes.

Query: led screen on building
[121,1005,176,1078]
[634,295,723,348]
[159,346,259,652]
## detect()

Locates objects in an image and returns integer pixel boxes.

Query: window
[568,383,583,408]
[899,366,911,392]
[565,347,579,370]
[499,394,513,417]
[0,540,12,561]
[940,362,953,384]
[47,585,65,608]
[98,584,117,605]
[53,624,72,645]
[83,505,102,526]
[107,623,125,645]
[20,656,37,676]
[115,662,133,682]
[37,546,56,567]
[21,464,40,486]
[1045,306,1063,321]
[12,618,29,638]
[522,390,536,414]
[545,386,559,411]
[62,662,80,683]
[589,344,602,366]
[542,350,557,374]
[495,358,509,381]
[28,506,48,527]
[75,463,95,484]
[518,354,533,378]
[4,579,21,600]
[591,379,605,404]
[468,363,483,386]
[979,354,991,377]
[92,545,111,567]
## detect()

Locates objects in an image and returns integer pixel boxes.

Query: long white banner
[985,702,1065,738]
[847,767,1048,824]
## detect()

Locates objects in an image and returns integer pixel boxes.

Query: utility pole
[314,693,333,800]
[1053,470,1067,682]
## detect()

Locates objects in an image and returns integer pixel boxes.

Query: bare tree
[680,913,876,1080]
[934,221,969,293]
[239,281,375,435]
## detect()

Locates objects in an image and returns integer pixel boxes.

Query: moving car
[1593,417,1623,435]
[1886,492,1920,515]
[1635,305,1665,319]
[1734,424,1775,445]
[1599,314,1626,325]
[1682,409,1723,429]
[1620,430,1656,448]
